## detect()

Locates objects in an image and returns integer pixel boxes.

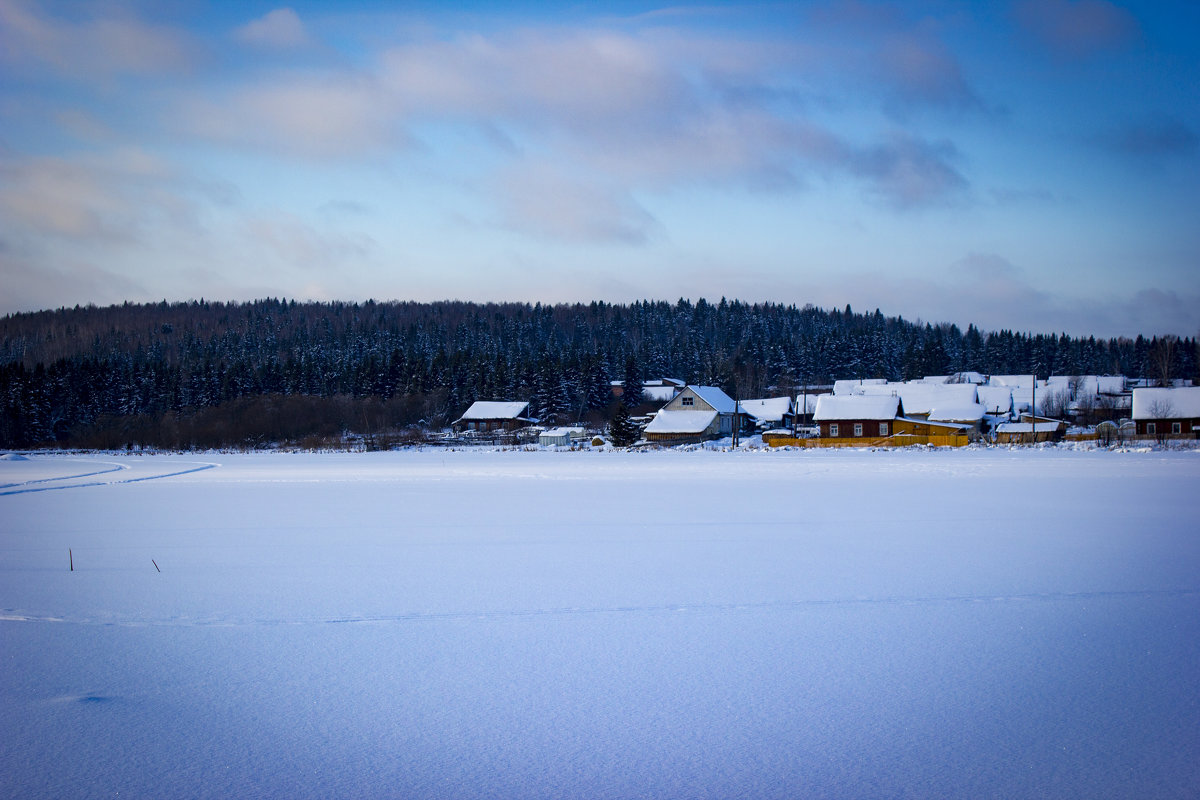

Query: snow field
[1,448,1198,798]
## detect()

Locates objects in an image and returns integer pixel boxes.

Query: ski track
[0,460,219,496]
[2,588,1194,629]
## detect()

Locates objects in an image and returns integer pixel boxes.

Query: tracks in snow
[0,458,218,496]
[2,588,1196,629]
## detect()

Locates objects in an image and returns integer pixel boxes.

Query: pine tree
[609,403,639,447]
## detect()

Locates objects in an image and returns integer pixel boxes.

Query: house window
[880,422,889,436]
[854,423,863,437]
[682,396,694,406]
[1172,422,1182,434]
[1147,422,1156,434]
[830,423,839,437]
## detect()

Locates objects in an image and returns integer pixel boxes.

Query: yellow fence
[766,433,969,448]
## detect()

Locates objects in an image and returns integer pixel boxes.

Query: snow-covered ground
[2,448,1198,799]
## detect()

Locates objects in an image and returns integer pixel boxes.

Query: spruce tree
[609,403,639,447]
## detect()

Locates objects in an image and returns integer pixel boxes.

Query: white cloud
[233,8,309,49]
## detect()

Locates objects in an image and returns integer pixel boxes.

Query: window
[1147,422,1156,434]
[681,396,694,406]
[880,422,889,436]
[854,423,863,437]
[1172,422,1182,434]
[830,423,839,437]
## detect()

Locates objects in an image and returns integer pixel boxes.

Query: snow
[739,397,792,424]
[643,409,718,434]
[813,394,900,420]
[976,385,1013,415]
[455,400,530,420]
[3,449,1199,799]
[685,385,738,414]
[929,403,986,422]
[833,378,887,395]
[1132,386,1200,419]
[854,382,978,416]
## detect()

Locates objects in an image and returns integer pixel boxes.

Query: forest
[1,298,1195,449]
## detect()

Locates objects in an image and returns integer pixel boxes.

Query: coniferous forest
[1,298,1196,449]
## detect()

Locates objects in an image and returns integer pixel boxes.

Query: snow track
[3,587,1195,629]
[0,456,218,495]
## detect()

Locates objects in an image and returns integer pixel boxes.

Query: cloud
[1013,0,1140,60]
[849,134,969,209]
[490,164,659,244]
[0,149,180,241]
[791,253,1199,338]
[875,32,981,113]
[0,0,197,81]
[233,8,309,49]
[178,74,404,158]
[241,213,374,271]
[1098,116,1199,158]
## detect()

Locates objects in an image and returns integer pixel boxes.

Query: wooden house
[812,395,901,442]
[1132,387,1200,439]
[644,385,741,443]
[453,401,535,432]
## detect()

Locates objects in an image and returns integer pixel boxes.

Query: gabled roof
[644,409,719,434]
[740,397,793,423]
[854,382,977,416]
[674,385,738,414]
[457,401,530,421]
[813,394,901,421]
[929,403,985,422]
[1132,387,1200,419]
[976,385,1013,414]
[833,378,888,395]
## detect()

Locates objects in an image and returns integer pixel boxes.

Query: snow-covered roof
[1097,376,1126,395]
[929,403,985,422]
[541,427,585,437]
[644,409,719,434]
[995,422,1039,433]
[793,393,821,414]
[854,383,977,416]
[813,394,900,421]
[989,375,1039,388]
[457,401,530,420]
[684,386,738,414]
[641,385,678,402]
[976,385,1013,414]
[740,397,793,423]
[833,378,888,395]
[1132,387,1200,419]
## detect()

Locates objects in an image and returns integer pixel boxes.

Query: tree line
[1,298,1195,449]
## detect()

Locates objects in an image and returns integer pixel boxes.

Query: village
[451,374,1200,449]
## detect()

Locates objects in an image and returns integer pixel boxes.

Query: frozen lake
[2,448,1198,798]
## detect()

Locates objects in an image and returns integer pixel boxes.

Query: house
[813,395,901,441]
[833,378,888,396]
[1131,386,1200,439]
[994,417,1065,444]
[539,427,588,446]
[739,397,794,431]
[976,385,1013,417]
[928,402,986,438]
[453,401,535,432]
[854,382,978,420]
[644,385,741,443]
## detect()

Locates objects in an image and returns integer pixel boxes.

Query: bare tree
[1147,398,1176,442]
[1150,336,1178,387]
[1040,386,1072,419]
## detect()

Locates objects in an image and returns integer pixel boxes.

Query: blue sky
[1,0,1197,337]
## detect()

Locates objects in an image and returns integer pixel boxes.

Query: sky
[1,0,1197,338]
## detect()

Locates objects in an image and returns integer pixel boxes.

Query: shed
[539,427,587,446]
